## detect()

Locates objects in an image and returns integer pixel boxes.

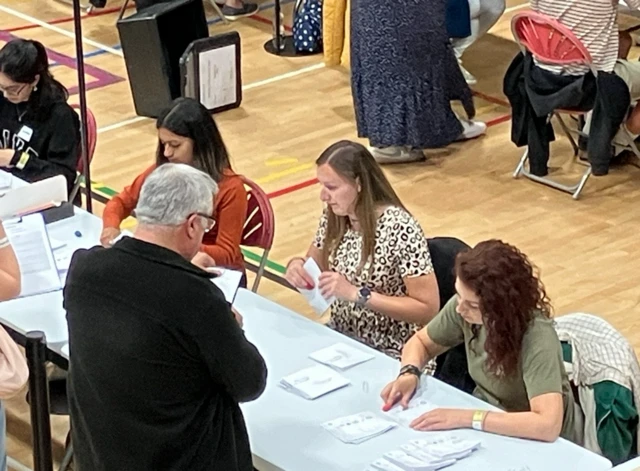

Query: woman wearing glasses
[100,98,247,274]
[0,39,79,193]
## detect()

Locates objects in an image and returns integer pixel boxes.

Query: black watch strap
[398,364,422,379]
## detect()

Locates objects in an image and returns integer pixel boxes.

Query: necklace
[15,104,27,123]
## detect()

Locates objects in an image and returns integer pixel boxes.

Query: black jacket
[0,96,79,192]
[64,237,267,471]
[503,52,629,176]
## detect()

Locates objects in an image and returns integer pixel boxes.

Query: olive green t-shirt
[427,296,579,444]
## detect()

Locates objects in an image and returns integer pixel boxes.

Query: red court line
[3,4,134,33]
[267,112,513,200]
[473,90,511,108]
[250,14,293,32]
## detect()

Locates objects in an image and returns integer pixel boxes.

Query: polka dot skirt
[293,0,322,53]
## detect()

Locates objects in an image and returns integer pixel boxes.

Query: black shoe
[222,2,258,20]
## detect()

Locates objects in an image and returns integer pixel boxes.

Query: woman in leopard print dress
[285,140,440,359]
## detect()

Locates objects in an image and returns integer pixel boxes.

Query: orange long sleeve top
[102,165,247,272]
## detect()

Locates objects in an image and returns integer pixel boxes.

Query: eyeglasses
[0,83,28,97]
[190,212,216,233]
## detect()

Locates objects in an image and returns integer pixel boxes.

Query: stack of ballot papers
[382,396,437,427]
[309,342,375,370]
[367,434,481,471]
[279,364,350,399]
[410,435,481,461]
[322,412,397,444]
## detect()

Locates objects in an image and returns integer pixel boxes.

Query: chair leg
[251,249,270,293]
[554,113,580,156]
[572,167,592,200]
[58,442,73,471]
[118,0,131,21]
[513,147,529,178]
[208,0,229,24]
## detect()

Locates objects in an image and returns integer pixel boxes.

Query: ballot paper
[399,444,456,469]
[383,450,455,471]
[110,229,134,245]
[280,364,350,400]
[0,170,12,191]
[322,412,397,444]
[410,434,481,461]
[309,342,375,370]
[297,258,335,315]
[371,458,406,471]
[382,394,438,427]
[4,213,61,297]
[208,268,243,303]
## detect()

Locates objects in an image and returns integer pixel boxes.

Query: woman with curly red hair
[380,239,582,444]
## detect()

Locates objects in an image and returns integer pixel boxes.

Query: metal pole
[25,332,53,471]
[274,0,282,52]
[72,0,93,213]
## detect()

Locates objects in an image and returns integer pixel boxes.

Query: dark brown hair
[315,140,406,270]
[455,239,552,377]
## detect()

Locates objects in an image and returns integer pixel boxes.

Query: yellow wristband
[16,152,29,170]
[472,410,488,431]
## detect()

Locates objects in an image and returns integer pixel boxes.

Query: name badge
[17,126,33,142]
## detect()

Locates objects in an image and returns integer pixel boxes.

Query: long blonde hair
[316,140,407,270]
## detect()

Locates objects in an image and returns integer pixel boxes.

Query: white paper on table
[208,268,243,303]
[410,434,481,461]
[322,411,397,444]
[4,213,61,298]
[111,229,134,245]
[49,237,67,251]
[383,450,446,471]
[0,170,12,190]
[198,45,238,110]
[370,458,405,471]
[0,175,67,220]
[399,444,456,468]
[297,258,335,315]
[309,342,375,370]
[382,394,438,427]
[280,364,350,400]
[53,245,78,273]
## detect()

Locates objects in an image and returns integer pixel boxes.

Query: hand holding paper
[296,258,336,315]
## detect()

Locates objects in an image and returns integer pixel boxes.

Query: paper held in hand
[297,258,335,315]
[279,364,350,400]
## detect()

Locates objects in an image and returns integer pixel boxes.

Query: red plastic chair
[510,11,595,199]
[240,176,275,292]
[70,104,97,203]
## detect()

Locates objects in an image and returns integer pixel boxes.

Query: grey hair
[134,163,218,226]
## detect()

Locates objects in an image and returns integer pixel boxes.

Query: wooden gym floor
[2,0,640,468]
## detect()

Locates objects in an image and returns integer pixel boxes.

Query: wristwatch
[398,364,422,379]
[355,286,372,305]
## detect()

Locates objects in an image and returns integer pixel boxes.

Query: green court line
[83,180,288,275]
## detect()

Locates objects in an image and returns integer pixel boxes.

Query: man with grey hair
[64,163,267,471]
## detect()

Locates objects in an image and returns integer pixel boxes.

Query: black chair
[427,237,476,395]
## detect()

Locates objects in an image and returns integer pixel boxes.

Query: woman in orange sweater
[100,98,247,273]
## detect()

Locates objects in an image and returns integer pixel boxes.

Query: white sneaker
[370,146,425,164]
[458,60,477,86]
[456,119,487,141]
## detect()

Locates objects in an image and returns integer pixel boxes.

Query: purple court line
[0,30,124,95]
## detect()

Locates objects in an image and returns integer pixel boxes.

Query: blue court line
[49,0,289,68]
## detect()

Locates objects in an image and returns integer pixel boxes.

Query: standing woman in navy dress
[350,0,487,164]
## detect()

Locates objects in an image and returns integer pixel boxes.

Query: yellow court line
[255,162,315,184]
[265,157,300,167]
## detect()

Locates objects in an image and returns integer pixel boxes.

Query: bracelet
[472,410,488,431]
[0,237,10,249]
[398,364,422,379]
[286,257,305,269]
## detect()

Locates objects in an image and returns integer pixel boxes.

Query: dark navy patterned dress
[350,0,476,149]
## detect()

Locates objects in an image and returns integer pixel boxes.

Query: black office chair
[427,237,476,395]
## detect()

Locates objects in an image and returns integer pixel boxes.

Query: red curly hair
[455,240,552,378]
